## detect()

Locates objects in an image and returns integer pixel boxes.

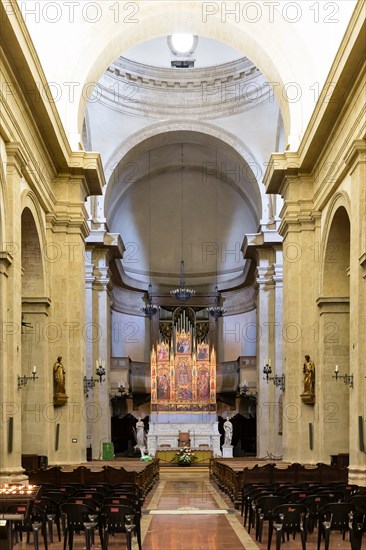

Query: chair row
[258,502,364,550]
[7,483,143,550]
[8,500,141,550]
[27,461,159,504]
[210,459,348,509]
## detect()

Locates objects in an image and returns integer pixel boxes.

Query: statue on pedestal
[223,418,233,446]
[301,354,315,404]
[53,356,68,407]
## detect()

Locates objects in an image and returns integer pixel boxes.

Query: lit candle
[32,365,37,374]
[335,364,339,373]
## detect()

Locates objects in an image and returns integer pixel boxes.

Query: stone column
[274,175,321,464]
[245,228,283,459]
[90,256,112,460]
[45,176,92,465]
[0,144,27,482]
[256,249,278,458]
[85,232,123,459]
[346,140,366,484]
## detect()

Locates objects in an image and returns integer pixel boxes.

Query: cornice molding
[100,56,270,120]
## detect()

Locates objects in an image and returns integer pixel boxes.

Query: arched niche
[322,206,350,297]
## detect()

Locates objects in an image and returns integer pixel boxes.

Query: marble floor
[11,468,366,549]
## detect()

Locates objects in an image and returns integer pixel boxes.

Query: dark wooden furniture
[27,460,160,505]
[210,459,348,509]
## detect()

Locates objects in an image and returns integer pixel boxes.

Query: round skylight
[171,33,195,54]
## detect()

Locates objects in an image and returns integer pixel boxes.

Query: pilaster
[346,140,366,483]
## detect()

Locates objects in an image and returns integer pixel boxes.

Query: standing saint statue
[223,418,233,446]
[53,356,68,406]
[301,354,315,404]
[134,417,146,453]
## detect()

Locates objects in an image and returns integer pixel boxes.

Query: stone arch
[74,2,305,145]
[321,193,351,297]
[104,121,265,224]
[21,191,47,297]
[318,192,351,462]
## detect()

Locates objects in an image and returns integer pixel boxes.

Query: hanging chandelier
[207,285,225,319]
[141,284,159,318]
[141,151,159,318]
[170,144,195,302]
[170,260,195,302]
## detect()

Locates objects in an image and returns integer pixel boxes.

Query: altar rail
[210,459,348,509]
[27,460,159,502]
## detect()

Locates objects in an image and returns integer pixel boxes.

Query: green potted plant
[172,447,198,466]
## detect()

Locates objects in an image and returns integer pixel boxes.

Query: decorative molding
[22,296,51,316]
[99,56,269,120]
[0,251,13,276]
[316,296,349,315]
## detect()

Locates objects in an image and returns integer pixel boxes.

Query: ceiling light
[167,34,198,58]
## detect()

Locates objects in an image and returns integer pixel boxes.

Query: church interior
[0,0,365,548]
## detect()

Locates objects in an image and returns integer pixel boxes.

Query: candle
[32,365,37,374]
[335,364,339,373]
[268,358,271,367]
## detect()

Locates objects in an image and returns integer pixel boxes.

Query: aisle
[140,468,258,550]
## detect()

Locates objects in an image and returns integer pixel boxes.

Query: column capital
[344,139,366,172]
[5,142,29,177]
[46,205,90,238]
[0,251,13,276]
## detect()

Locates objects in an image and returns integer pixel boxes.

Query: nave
[10,468,362,550]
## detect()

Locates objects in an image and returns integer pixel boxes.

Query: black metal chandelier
[141,283,159,317]
[170,259,195,302]
[207,285,225,319]
[141,151,159,317]
[170,144,195,302]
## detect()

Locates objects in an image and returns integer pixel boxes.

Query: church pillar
[275,176,321,463]
[244,226,283,458]
[90,254,111,459]
[0,144,27,482]
[85,232,123,459]
[255,246,281,457]
[44,176,91,465]
[346,140,366,484]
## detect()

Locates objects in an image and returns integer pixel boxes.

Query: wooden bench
[27,460,159,503]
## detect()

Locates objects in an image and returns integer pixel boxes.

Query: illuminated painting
[176,359,193,400]
[157,342,169,361]
[151,330,216,413]
[157,367,170,400]
[176,329,191,354]
[197,343,209,360]
[197,367,210,399]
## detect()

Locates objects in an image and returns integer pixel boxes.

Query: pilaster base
[348,465,366,486]
[0,467,28,485]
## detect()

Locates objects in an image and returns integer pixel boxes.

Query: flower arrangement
[172,447,198,465]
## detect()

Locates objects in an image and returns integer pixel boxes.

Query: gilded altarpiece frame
[151,332,216,413]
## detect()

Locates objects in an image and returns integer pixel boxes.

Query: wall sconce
[238,379,256,397]
[117,380,131,396]
[84,359,106,397]
[333,364,353,388]
[263,358,285,391]
[18,366,38,390]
